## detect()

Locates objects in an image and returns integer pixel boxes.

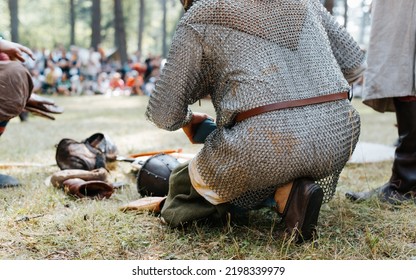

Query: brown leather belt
[234,91,350,123]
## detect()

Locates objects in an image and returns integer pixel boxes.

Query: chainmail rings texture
[146,0,365,209]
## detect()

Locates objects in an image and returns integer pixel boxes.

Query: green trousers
[160,161,230,228]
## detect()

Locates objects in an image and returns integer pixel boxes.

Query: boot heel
[282,178,324,243]
[299,185,323,242]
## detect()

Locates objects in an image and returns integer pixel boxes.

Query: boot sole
[298,184,324,243]
[119,196,166,213]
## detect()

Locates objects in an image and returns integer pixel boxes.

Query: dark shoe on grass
[0,174,21,188]
[346,183,416,205]
[378,183,416,205]
[345,187,379,202]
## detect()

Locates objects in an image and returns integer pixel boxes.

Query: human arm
[315,2,366,83]
[145,23,209,131]
[0,38,34,62]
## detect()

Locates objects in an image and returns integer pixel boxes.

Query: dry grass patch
[0,95,415,260]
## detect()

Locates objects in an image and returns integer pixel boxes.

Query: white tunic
[363,0,416,112]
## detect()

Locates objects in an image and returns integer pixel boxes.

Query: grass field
[0,94,415,260]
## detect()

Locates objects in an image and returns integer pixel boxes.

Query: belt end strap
[235,91,349,123]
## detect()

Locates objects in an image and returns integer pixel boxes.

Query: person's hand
[0,39,34,62]
[24,93,64,120]
[182,112,214,144]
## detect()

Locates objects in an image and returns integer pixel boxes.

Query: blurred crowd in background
[20,44,165,97]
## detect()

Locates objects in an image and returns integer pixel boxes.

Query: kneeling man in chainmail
[145,0,366,243]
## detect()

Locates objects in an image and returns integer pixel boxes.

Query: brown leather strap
[235,91,349,123]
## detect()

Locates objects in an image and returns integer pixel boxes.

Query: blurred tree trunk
[8,0,19,42]
[91,0,101,50]
[323,0,334,14]
[137,0,145,55]
[114,0,128,66]
[70,0,76,46]
[359,0,370,44]
[343,0,348,28]
[161,0,167,57]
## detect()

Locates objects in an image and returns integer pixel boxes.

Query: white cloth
[362,0,416,112]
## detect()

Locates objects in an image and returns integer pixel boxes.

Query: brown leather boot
[379,98,416,204]
[346,98,416,204]
[50,168,109,188]
[281,178,323,243]
[63,178,114,199]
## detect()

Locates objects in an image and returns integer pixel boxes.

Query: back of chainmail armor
[146,0,365,209]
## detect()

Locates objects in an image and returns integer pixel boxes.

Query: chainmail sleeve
[145,24,207,131]
[314,0,366,82]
